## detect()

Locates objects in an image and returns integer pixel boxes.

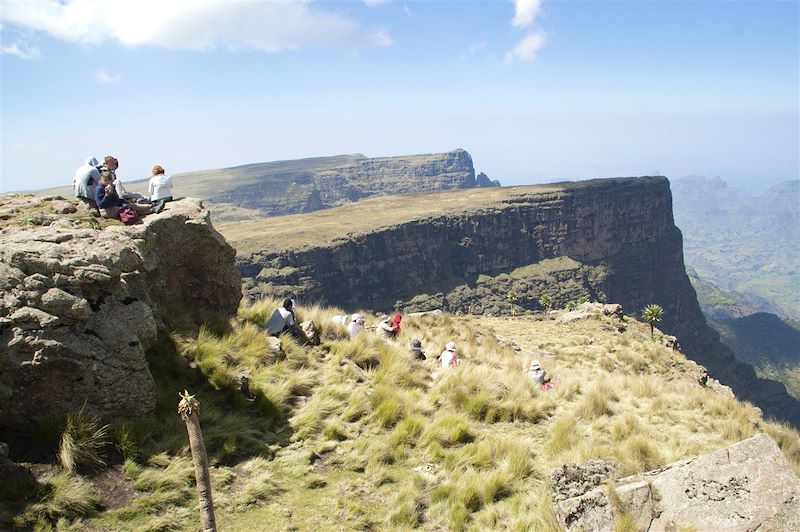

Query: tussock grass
[14,472,99,528]
[58,411,109,473]
[34,299,800,531]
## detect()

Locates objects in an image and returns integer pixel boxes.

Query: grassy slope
[11,299,799,531]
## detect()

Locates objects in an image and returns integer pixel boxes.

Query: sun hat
[529,360,541,370]
[445,342,456,352]
[379,314,390,322]
[355,314,365,323]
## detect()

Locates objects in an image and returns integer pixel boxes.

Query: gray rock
[550,460,619,502]
[554,433,800,531]
[0,198,242,428]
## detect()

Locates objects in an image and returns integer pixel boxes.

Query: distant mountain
[673,176,800,320]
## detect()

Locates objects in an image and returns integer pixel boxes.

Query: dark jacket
[95,183,121,209]
[410,347,426,361]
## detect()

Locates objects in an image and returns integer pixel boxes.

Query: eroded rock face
[0,198,241,428]
[205,149,479,216]
[554,433,800,531]
[237,176,800,428]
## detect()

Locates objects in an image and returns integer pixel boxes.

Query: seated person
[149,164,173,203]
[409,338,426,361]
[73,156,101,210]
[527,360,551,387]
[95,174,164,219]
[264,299,305,341]
[101,155,146,202]
[439,342,458,368]
[347,314,365,337]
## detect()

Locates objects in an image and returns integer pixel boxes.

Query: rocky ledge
[554,433,800,531]
[0,197,241,429]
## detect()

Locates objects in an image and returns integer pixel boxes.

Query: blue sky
[1,0,798,193]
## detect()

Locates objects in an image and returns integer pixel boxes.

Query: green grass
[9,299,800,531]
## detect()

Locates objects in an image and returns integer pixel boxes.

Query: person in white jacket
[73,156,100,204]
[347,315,365,337]
[149,164,173,202]
[439,342,458,368]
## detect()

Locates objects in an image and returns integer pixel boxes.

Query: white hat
[354,314,365,323]
[445,342,456,352]
[529,360,541,370]
[379,314,390,322]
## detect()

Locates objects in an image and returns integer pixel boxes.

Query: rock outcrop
[0,198,241,428]
[234,176,800,427]
[553,433,800,531]
[178,149,481,217]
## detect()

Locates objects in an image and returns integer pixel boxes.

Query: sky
[1,0,798,193]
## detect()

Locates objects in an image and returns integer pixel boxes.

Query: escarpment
[229,177,800,427]
[0,198,242,428]
[172,149,484,218]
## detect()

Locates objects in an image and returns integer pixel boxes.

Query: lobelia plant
[641,304,664,337]
[178,390,217,532]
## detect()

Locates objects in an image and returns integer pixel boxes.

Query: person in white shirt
[149,164,173,202]
[347,314,365,337]
[264,298,304,340]
[439,342,458,369]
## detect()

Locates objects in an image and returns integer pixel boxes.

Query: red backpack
[118,206,140,225]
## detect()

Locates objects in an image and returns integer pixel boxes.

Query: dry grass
[34,300,800,531]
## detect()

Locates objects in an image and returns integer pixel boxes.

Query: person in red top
[389,314,402,336]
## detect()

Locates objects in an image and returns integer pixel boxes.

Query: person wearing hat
[409,338,426,361]
[347,314,365,337]
[377,314,394,338]
[527,360,547,386]
[439,341,458,369]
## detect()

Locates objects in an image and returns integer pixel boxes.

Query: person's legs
[101,206,120,219]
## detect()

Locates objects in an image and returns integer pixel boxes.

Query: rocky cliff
[230,177,800,427]
[171,149,487,218]
[0,197,241,429]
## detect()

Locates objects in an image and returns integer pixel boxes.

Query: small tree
[566,300,577,311]
[506,290,518,316]
[178,390,217,532]
[538,294,552,312]
[641,304,664,337]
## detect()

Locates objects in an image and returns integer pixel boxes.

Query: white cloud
[364,0,389,6]
[403,4,413,18]
[1,40,41,59]
[512,0,541,28]
[95,69,120,84]
[0,0,392,53]
[469,41,487,55]
[504,30,546,63]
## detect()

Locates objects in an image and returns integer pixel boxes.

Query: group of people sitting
[72,156,174,223]
[263,298,552,385]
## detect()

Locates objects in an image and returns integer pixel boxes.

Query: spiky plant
[58,410,108,472]
[641,304,664,337]
[178,390,216,532]
[538,295,552,312]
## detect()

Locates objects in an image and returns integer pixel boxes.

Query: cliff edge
[228,177,800,427]
[0,197,242,428]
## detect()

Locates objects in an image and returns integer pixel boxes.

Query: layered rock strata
[187,149,481,216]
[0,198,241,428]
[235,177,800,427]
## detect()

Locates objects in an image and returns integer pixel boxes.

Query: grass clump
[58,411,109,473]
[14,472,99,528]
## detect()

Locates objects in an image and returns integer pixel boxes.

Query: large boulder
[0,198,241,428]
[553,433,800,531]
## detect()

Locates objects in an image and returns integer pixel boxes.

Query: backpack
[118,206,140,225]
